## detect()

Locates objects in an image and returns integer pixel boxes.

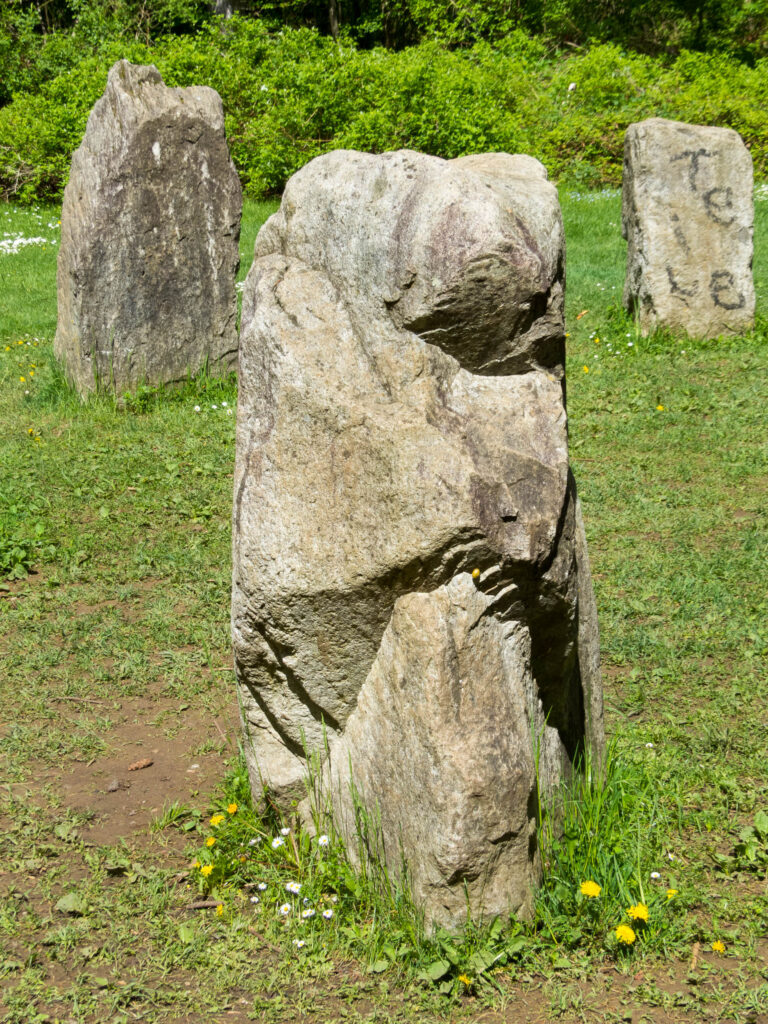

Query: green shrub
[1,19,767,203]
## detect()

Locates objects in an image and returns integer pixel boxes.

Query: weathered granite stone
[622,117,754,337]
[55,60,241,396]
[232,149,604,929]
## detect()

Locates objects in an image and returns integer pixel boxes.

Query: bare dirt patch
[48,693,240,846]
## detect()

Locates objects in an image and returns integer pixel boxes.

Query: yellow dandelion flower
[29,371,34,377]
[666,888,678,900]
[206,836,217,847]
[227,803,238,815]
[193,859,201,868]
[582,365,589,373]
[580,880,601,898]
[711,940,725,953]
[28,428,34,435]
[627,903,649,922]
[4,346,9,351]
[615,924,636,945]
[200,864,213,877]
[594,337,600,344]
[19,376,25,382]
[239,855,247,863]
[216,903,224,917]
[210,814,225,827]
[656,404,665,411]
[458,974,473,987]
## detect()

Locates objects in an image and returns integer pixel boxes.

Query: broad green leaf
[55,892,86,916]
[420,958,451,982]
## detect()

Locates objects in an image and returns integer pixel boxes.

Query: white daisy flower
[280,827,291,836]
[250,895,260,904]
[286,881,301,895]
[322,908,334,920]
[650,871,661,880]
[271,836,285,849]
[318,834,330,848]
[292,939,305,948]
[301,908,315,919]
[258,882,267,891]
[279,903,291,915]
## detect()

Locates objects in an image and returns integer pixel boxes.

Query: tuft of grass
[536,740,687,958]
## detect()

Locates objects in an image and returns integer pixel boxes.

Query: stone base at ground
[55,60,241,396]
[232,149,604,930]
[622,117,754,338]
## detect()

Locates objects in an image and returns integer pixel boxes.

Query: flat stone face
[55,60,242,396]
[622,117,754,338]
[232,149,604,930]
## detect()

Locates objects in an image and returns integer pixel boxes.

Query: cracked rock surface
[232,149,604,929]
[622,117,754,338]
[55,60,241,396]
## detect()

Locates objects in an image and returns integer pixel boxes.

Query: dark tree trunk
[329,0,340,38]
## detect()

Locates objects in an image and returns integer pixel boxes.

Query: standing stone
[232,149,604,930]
[622,117,754,338]
[55,60,241,396]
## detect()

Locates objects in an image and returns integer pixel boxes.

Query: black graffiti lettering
[670,148,713,192]
[702,186,735,226]
[670,213,690,254]
[709,270,745,310]
[666,266,698,303]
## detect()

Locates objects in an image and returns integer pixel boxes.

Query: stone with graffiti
[622,117,754,338]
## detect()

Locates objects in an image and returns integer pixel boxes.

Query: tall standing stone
[55,60,241,396]
[622,117,754,338]
[232,149,604,931]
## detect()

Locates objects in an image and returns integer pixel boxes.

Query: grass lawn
[0,190,766,1024]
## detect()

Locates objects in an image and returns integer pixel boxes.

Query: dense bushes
[1,16,767,203]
